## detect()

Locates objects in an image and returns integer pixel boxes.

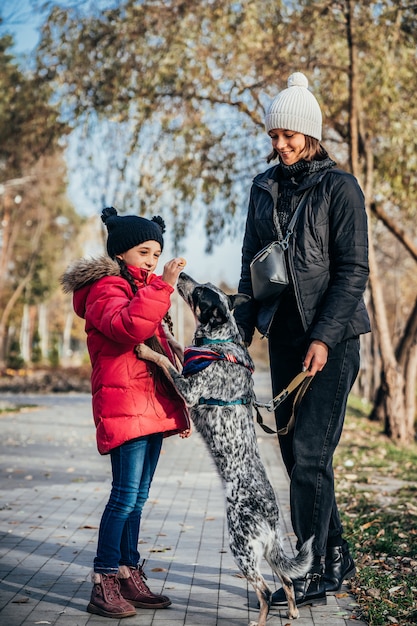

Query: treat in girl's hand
[178,257,187,268]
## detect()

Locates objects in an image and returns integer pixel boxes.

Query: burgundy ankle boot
[118,564,171,608]
[87,572,136,618]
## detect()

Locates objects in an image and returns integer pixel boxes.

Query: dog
[136,273,313,626]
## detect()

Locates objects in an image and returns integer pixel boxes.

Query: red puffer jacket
[62,256,189,454]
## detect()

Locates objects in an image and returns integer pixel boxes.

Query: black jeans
[269,334,360,557]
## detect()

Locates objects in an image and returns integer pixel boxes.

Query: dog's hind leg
[277,573,299,620]
[231,542,271,626]
[248,577,271,626]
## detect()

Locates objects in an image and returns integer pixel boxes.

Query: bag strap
[254,370,312,435]
[280,189,312,250]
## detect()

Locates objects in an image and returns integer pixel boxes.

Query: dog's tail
[267,534,314,580]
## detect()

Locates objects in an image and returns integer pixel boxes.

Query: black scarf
[274,158,335,234]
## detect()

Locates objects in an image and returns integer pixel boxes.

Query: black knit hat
[101,207,165,258]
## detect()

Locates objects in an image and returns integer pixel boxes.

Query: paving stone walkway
[0,373,367,625]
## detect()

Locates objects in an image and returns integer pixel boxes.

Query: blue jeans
[94,433,163,574]
[269,335,360,557]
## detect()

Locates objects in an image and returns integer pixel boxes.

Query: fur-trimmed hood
[61,256,122,294]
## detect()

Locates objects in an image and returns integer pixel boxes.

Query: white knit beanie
[265,72,322,140]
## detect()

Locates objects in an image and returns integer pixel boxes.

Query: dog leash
[254,371,312,435]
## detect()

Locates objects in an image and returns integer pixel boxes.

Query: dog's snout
[176,272,198,303]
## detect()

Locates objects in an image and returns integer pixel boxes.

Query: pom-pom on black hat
[101,207,165,258]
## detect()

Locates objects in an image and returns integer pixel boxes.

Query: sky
[2,0,247,288]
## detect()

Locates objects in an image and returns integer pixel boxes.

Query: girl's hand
[162,257,187,287]
[303,340,329,376]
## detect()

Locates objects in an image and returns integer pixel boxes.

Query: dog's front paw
[135,343,154,361]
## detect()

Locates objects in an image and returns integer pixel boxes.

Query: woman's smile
[268,129,306,165]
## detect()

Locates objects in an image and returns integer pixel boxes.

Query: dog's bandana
[182,346,254,377]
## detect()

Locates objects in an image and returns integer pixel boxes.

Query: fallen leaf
[80,525,98,529]
[151,567,167,572]
[12,597,30,604]
[360,519,381,531]
[150,547,171,552]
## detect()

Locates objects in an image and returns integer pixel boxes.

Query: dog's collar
[198,397,252,407]
[194,337,233,346]
[182,346,254,377]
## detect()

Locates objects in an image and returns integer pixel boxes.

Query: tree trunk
[0,274,32,369]
[405,345,417,438]
[345,0,414,444]
[62,310,73,367]
[38,303,49,362]
[20,303,31,364]
[365,150,413,442]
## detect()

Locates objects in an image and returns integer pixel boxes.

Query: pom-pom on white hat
[265,72,322,140]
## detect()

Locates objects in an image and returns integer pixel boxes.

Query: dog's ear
[228,293,251,310]
[195,287,228,327]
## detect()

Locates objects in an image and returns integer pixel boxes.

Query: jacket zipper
[287,235,308,331]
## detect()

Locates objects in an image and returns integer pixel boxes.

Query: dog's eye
[192,287,204,308]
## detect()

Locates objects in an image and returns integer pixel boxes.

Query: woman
[235,72,371,607]
[62,207,191,619]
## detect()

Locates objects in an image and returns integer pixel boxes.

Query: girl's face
[268,129,306,165]
[117,240,162,272]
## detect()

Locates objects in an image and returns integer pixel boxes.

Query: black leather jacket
[235,162,371,348]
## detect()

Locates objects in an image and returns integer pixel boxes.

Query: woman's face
[117,240,162,272]
[268,129,306,165]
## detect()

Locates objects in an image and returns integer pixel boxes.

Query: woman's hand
[162,257,187,287]
[303,340,329,376]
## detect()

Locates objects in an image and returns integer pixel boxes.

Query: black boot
[323,542,356,593]
[270,570,326,607]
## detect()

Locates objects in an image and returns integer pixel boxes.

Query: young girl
[62,207,191,619]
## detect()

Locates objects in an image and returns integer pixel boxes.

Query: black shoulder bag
[250,190,310,301]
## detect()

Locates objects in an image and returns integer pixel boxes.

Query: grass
[334,396,417,625]
[0,403,38,415]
